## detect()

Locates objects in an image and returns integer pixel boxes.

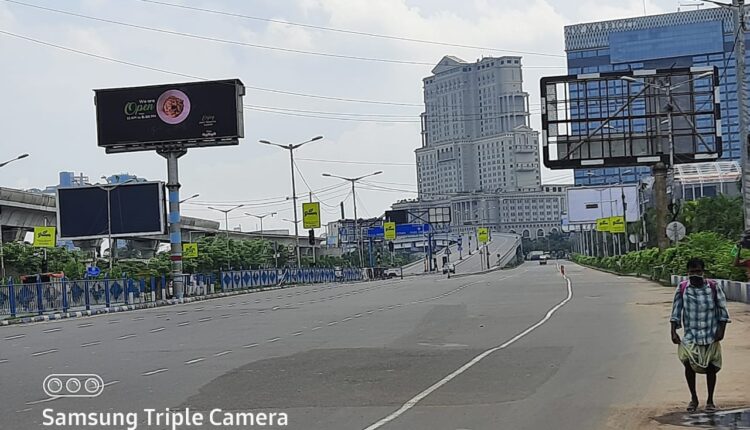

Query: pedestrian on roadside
[670,257,731,413]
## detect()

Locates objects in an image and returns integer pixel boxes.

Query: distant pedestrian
[670,257,730,412]
[733,242,750,279]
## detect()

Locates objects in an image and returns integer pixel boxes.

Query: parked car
[385,268,401,279]
[442,263,456,274]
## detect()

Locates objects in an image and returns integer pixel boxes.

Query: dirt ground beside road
[605,280,750,429]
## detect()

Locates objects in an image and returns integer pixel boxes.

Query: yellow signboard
[596,218,611,232]
[33,226,56,248]
[609,216,626,234]
[302,202,321,229]
[183,242,198,259]
[384,222,396,240]
[478,227,489,243]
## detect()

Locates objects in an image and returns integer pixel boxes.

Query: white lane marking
[242,343,259,348]
[117,334,136,340]
[327,321,338,326]
[342,317,352,322]
[149,327,166,333]
[185,357,205,365]
[132,317,145,321]
[219,314,231,319]
[266,337,281,343]
[0,359,9,364]
[176,311,188,315]
[214,350,232,357]
[142,368,168,376]
[107,320,120,324]
[42,328,62,333]
[78,322,94,328]
[198,317,212,322]
[311,326,322,331]
[177,321,190,327]
[354,313,363,318]
[80,341,101,348]
[291,331,303,336]
[4,334,25,340]
[154,314,167,318]
[15,408,33,413]
[31,349,58,357]
[272,306,280,310]
[362,276,573,430]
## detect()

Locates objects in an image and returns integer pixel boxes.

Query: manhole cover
[681,408,750,429]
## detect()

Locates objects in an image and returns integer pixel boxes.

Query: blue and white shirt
[670,281,731,346]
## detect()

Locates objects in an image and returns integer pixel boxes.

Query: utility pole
[322,170,383,268]
[260,136,323,268]
[208,204,244,271]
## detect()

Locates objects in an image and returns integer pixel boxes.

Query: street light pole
[260,136,323,268]
[0,153,29,168]
[245,212,277,240]
[208,204,244,270]
[322,171,383,268]
[96,178,137,273]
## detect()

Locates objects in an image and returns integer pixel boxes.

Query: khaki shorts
[678,341,722,374]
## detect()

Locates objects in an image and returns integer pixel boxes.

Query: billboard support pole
[160,149,187,299]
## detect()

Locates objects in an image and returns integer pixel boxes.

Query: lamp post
[207,204,244,270]
[0,153,30,280]
[0,153,29,169]
[179,193,200,204]
[245,212,277,240]
[322,171,383,267]
[259,136,323,268]
[95,178,137,272]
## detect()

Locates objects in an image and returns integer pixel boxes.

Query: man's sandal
[687,400,699,412]
[705,403,717,412]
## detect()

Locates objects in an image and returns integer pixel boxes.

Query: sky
[0,0,684,233]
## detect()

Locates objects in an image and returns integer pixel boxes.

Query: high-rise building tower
[416,56,542,200]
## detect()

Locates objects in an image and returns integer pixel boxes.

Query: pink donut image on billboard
[157,89,191,124]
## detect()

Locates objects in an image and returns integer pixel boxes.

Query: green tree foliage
[574,231,745,281]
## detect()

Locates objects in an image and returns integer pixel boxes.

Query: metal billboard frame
[540,66,721,169]
[56,181,167,241]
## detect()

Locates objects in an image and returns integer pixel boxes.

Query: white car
[539,255,548,265]
[442,263,456,274]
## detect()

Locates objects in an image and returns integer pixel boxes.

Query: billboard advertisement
[94,79,245,153]
[567,185,640,224]
[57,182,166,240]
[302,202,321,229]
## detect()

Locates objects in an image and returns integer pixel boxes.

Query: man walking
[670,258,731,412]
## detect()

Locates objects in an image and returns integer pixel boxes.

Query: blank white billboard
[567,185,640,224]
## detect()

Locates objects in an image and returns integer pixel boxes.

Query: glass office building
[565,7,745,186]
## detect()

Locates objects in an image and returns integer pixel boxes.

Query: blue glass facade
[565,9,745,186]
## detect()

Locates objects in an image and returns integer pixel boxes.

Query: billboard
[94,79,245,153]
[57,182,166,240]
[302,202,321,229]
[33,227,56,248]
[567,185,640,224]
[541,67,721,169]
[384,222,396,240]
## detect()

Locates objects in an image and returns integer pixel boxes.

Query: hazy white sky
[0,0,680,232]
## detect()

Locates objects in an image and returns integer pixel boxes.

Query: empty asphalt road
[0,262,677,429]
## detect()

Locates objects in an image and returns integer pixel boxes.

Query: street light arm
[0,153,30,168]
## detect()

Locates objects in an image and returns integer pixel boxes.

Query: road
[451,234,518,274]
[0,262,679,430]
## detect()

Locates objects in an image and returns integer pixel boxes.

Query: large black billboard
[56,182,166,240]
[94,79,245,153]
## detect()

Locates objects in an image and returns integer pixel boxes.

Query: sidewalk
[604,277,750,429]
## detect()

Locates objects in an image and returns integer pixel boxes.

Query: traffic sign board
[183,242,198,258]
[478,228,489,243]
[666,221,686,242]
[86,266,101,277]
[368,223,430,237]
[302,202,321,229]
[384,222,396,240]
[33,226,56,248]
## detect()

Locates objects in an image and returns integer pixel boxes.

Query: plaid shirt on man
[670,280,731,346]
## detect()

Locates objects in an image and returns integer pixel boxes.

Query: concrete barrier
[671,275,750,304]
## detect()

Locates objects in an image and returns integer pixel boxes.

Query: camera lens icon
[43,374,104,398]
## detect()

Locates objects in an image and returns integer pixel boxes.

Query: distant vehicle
[539,255,548,265]
[385,268,400,279]
[442,263,455,274]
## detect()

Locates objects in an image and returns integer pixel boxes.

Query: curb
[0,280,363,328]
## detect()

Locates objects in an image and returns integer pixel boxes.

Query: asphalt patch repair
[653,407,750,429]
[180,346,569,410]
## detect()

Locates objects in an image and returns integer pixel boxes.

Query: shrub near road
[574,231,747,282]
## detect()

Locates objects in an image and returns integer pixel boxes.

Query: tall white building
[416,56,541,200]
